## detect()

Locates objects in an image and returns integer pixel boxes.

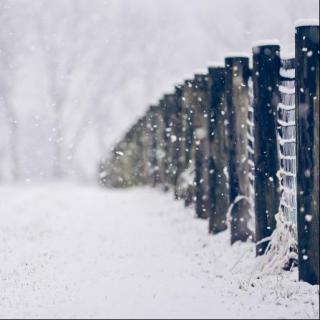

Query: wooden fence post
[180,78,196,206]
[208,66,229,233]
[121,129,133,187]
[159,97,169,190]
[136,118,145,185]
[146,106,159,187]
[176,81,188,200]
[131,124,140,186]
[225,55,254,243]
[252,41,281,255]
[193,71,211,219]
[154,99,165,188]
[295,20,319,285]
[165,88,183,194]
[173,84,184,199]
[163,94,177,189]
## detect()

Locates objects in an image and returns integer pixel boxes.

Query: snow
[280,51,295,60]
[194,69,208,75]
[207,61,225,68]
[0,184,318,319]
[252,39,280,47]
[224,52,251,59]
[295,19,320,27]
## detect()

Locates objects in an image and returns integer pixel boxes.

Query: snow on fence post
[252,41,281,256]
[193,71,211,219]
[295,20,319,285]
[225,55,254,243]
[207,66,229,233]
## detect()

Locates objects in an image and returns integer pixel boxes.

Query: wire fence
[247,77,255,236]
[102,22,319,285]
[277,57,297,236]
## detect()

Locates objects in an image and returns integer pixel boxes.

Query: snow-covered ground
[0,184,318,319]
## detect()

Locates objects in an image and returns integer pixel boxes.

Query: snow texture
[295,18,320,27]
[251,39,280,47]
[0,184,318,319]
[224,52,251,59]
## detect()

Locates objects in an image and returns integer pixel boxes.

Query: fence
[101,21,319,285]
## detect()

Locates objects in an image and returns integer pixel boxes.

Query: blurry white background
[0,0,318,182]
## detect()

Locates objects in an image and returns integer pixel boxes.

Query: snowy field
[0,184,318,319]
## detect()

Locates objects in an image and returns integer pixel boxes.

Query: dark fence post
[193,71,211,219]
[208,66,229,233]
[163,94,177,189]
[121,129,133,187]
[153,99,166,187]
[159,97,170,191]
[131,124,140,186]
[173,84,184,199]
[147,106,158,187]
[180,78,196,206]
[252,41,281,255]
[112,137,129,187]
[176,81,188,200]
[136,118,145,185]
[295,20,319,285]
[166,88,182,194]
[143,115,151,185]
[137,117,149,185]
[225,55,254,243]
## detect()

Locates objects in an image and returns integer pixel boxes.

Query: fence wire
[277,57,297,236]
[247,77,255,233]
